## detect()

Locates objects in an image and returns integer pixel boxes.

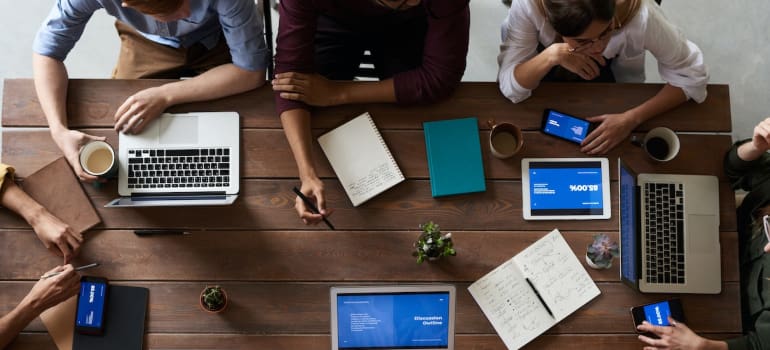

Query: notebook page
[513,229,601,320]
[468,259,554,350]
[318,113,404,206]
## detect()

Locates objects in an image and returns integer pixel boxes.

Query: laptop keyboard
[644,183,685,284]
[127,148,231,189]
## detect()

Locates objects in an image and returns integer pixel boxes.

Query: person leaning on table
[0,164,83,263]
[270,0,470,226]
[498,0,708,155]
[32,0,269,182]
[0,265,80,349]
[637,118,770,350]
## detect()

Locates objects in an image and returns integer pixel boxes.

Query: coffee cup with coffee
[633,127,680,162]
[488,120,523,159]
[79,140,118,178]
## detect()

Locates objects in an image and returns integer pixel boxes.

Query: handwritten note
[345,162,401,205]
[468,229,601,350]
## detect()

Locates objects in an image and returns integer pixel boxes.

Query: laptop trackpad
[159,115,198,144]
[687,214,720,253]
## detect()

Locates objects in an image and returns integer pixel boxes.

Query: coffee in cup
[640,127,680,162]
[488,120,523,159]
[79,141,117,177]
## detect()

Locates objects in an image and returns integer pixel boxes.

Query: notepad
[318,112,405,207]
[468,229,601,350]
[423,117,486,197]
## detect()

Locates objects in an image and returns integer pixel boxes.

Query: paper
[318,112,404,206]
[468,229,601,349]
[40,296,76,350]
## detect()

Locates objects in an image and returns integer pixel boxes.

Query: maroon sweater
[274,0,470,115]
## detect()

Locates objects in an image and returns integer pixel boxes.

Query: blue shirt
[33,0,268,72]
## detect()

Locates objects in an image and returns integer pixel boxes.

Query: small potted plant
[200,285,228,313]
[586,233,619,269]
[413,221,456,264]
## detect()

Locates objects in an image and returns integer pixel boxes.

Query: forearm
[513,46,558,90]
[336,79,396,105]
[0,303,38,349]
[624,84,687,126]
[280,109,317,180]
[737,140,767,162]
[32,53,69,134]
[699,339,728,350]
[0,180,46,226]
[158,64,266,106]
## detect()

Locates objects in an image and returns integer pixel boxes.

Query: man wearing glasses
[498,0,708,155]
[271,0,470,226]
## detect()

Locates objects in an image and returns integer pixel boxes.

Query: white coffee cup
[640,127,680,162]
[79,140,117,177]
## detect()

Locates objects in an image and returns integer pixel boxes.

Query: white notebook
[468,229,601,350]
[318,112,405,207]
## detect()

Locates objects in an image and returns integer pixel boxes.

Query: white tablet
[522,158,611,220]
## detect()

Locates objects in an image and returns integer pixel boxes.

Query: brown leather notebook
[21,157,101,234]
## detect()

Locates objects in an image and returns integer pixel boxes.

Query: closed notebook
[423,117,486,197]
[21,157,101,234]
[318,112,405,207]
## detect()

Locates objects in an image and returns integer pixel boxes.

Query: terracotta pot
[199,286,228,314]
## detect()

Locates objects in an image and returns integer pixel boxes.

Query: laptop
[330,285,455,350]
[106,112,240,207]
[618,159,721,294]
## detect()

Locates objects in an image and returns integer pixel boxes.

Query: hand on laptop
[114,87,170,134]
[637,317,720,350]
[30,208,83,264]
[51,129,106,183]
[295,178,334,225]
[581,112,638,155]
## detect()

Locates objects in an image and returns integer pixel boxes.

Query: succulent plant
[200,285,227,312]
[586,233,619,269]
[413,221,456,264]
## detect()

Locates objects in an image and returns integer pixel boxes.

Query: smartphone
[630,299,685,337]
[75,276,109,335]
[541,109,595,144]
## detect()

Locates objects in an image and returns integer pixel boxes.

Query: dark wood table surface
[1,79,739,349]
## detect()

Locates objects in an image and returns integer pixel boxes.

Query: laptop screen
[335,292,451,349]
[619,161,638,287]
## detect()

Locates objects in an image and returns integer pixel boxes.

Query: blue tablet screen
[529,161,605,216]
[336,292,450,349]
[76,281,107,328]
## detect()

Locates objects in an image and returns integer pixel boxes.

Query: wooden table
[1,79,740,349]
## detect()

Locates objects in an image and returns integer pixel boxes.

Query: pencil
[40,263,100,279]
[292,187,335,230]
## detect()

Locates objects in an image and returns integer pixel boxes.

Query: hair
[540,0,615,37]
[122,0,184,15]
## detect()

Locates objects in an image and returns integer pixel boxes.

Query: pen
[41,263,100,279]
[134,229,191,236]
[292,186,335,230]
[525,278,555,318]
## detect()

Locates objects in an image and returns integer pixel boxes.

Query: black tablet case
[73,285,148,350]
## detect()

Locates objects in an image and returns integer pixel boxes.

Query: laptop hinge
[130,191,227,197]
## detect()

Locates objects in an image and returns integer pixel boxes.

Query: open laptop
[619,159,721,294]
[330,285,455,350]
[106,112,240,207]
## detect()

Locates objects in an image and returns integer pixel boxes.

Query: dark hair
[123,0,184,15]
[543,0,615,37]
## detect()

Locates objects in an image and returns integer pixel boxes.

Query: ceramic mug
[636,127,681,162]
[79,140,118,178]
[488,120,523,159]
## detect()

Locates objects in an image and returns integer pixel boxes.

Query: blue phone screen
[643,301,672,326]
[76,281,107,328]
[543,110,591,143]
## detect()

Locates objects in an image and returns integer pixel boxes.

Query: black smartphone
[541,109,595,144]
[75,276,109,335]
[630,299,685,338]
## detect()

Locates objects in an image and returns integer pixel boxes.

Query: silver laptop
[619,159,721,293]
[330,285,455,350]
[106,112,240,207]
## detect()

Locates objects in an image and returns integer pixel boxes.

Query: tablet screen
[522,159,611,220]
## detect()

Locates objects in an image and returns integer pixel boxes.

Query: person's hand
[750,117,770,153]
[51,129,107,183]
[294,176,334,225]
[549,43,607,81]
[272,72,343,107]
[581,112,639,155]
[19,265,80,316]
[114,87,170,134]
[29,208,83,263]
[637,318,709,350]
[764,242,770,253]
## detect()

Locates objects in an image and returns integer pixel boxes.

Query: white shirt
[497,0,709,103]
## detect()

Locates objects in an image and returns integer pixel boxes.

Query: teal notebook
[423,117,486,197]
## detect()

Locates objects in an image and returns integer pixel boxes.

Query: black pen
[292,187,335,230]
[525,278,555,318]
[134,229,191,236]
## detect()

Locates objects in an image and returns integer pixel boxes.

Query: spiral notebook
[318,112,405,206]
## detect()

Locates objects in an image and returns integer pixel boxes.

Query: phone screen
[76,280,107,330]
[542,109,591,144]
[642,301,673,326]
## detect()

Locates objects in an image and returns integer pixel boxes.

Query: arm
[280,109,331,225]
[724,118,770,192]
[0,173,82,263]
[0,265,80,349]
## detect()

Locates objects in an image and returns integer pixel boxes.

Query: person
[32,0,269,182]
[0,163,82,263]
[0,265,80,349]
[271,0,470,225]
[637,118,770,349]
[497,0,708,155]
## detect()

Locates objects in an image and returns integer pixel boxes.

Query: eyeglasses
[374,0,414,12]
[763,215,770,240]
[567,19,619,53]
